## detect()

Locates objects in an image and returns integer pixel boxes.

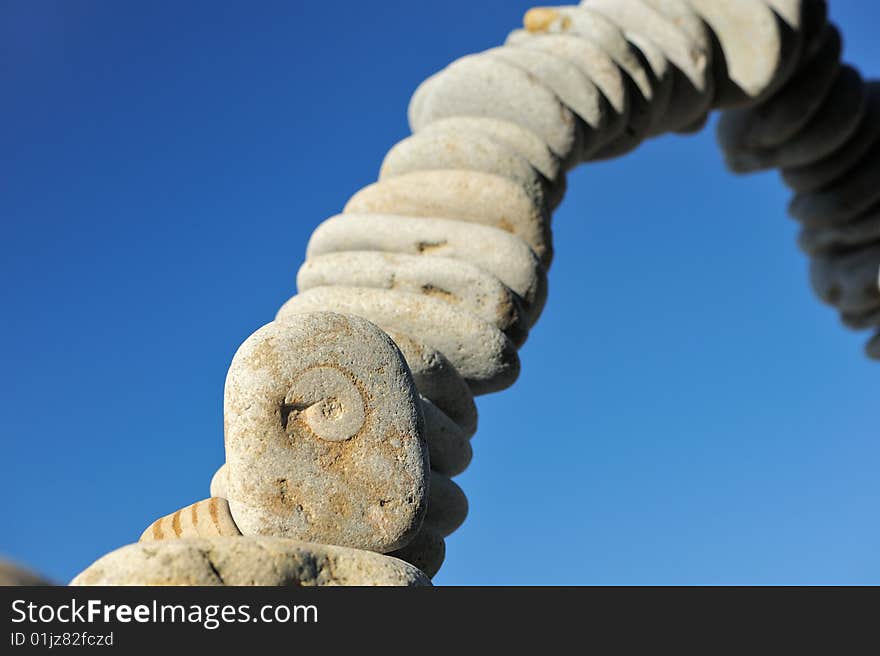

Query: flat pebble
[798,205,880,255]
[344,169,553,267]
[224,315,429,553]
[388,526,445,579]
[71,537,431,586]
[810,244,880,313]
[0,559,54,586]
[410,53,583,167]
[425,472,469,538]
[277,287,521,395]
[140,498,241,542]
[306,213,548,323]
[421,398,473,477]
[782,82,880,193]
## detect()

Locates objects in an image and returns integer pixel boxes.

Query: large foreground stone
[71,537,431,586]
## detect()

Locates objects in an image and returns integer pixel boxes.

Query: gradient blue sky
[2,1,878,585]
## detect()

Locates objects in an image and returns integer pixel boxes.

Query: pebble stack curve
[70,0,879,587]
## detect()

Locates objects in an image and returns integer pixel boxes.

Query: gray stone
[866,332,880,360]
[790,142,880,227]
[798,206,880,255]
[782,83,880,194]
[224,315,429,553]
[0,558,54,586]
[521,6,658,143]
[506,31,630,151]
[731,65,865,172]
[417,116,567,208]
[421,398,472,477]
[140,498,241,542]
[388,526,445,579]
[386,331,477,437]
[484,45,610,158]
[71,537,431,586]
[841,306,880,330]
[686,0,789,106]
[276,287,521,395]
[298,251,529,347]
[718,25,841,158]
[585,0,714,132]
[810,244,880,313]
[409,53,583,168]
[210,463,227,498]
[425,472,469,538]
[344,169,553,268]
[380,129,549,215]
[306,214,548,324]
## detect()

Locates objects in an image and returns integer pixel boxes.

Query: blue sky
[1,1,878,585]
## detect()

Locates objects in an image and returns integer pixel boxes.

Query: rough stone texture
[298,251,529,347]
[484,44,609,158]
[425,472,469,538]
[409,53,583,167]
[585,0,714,132]
[344,169,553,267]
[140,498,242,542]
[306,213,548,324]
[719,25,841,160]
[0,558,54,586]
[731,65,865,172]
[385,331,477,437]
[789,142,880,227]
[798,206,880,255]
[421,398,473,477]
[810,244,880,314]
[506,30,630,152]
[210,463,227,498]
[224,314,429,553]
[71,537,431,586]
[388,526,445,579]
[686,0,786,106]
[276,287,520,395]
[782,83,880,193]
[381,128,549,211]
[415,116,566,208]
[522,6,657,144]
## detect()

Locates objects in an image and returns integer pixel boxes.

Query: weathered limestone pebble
[782,83,880,194]
[425,472,469,538]
[583,0,714,132]
[306,213,548,324]
[841,306,880,331]
[297,251,530,347]
[416,116,566,208]
[421,398,473,477]
[224,315,429,553]
[522,6,658,144]
[0,558,54,586]
[686,0,788,106]
[210,463,227,498]
[798,205,880,255]
[388,526,445,579]
[866,332,880,360]
[409,53,583,168]
[731,65,866,172]
[484,44,610,158]
[139,498,241,542]
[210,463,228,498]
[380,128,550,212]
[276,287,521,395]
[71,537,431,586]
[506,31,631,152]
[789,142,880,227]
[809,244,880,313]
[385,330,477,438]
[718,25,841,157]
[622,29,675,137]
[344,169,553,267]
